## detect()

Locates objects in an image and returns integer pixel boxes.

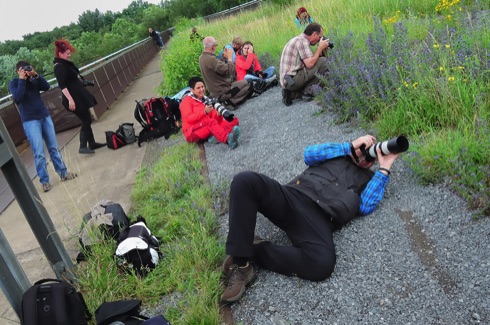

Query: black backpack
[115,216,163,277]
[77,200,130,262]
[95,299,171,325]
[20,278,92,325]
[134,97,181,146]
[105,128,126,149]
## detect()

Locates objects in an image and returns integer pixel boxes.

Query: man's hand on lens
[377,147,400,170]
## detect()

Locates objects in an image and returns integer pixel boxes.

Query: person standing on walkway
[9,61,77,192]
[148,28,164,48]
[53,39,105,154]
[220,135,400,303]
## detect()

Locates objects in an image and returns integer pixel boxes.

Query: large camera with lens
[82,79,95,87]
[362,136,409,162]
[23,65,33,72]
[204,98,234,122]
[321,36,334,49]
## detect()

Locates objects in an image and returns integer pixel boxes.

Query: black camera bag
[95,299,171,325]
[20,278,92,325]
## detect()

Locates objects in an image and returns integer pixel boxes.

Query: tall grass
[161,0,489,215]
[77,142,223,324]
[73,1,487,324]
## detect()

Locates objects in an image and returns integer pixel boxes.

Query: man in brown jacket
[199,36,253,107]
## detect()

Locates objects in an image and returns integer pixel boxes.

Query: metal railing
[0,29,174,147]
[203,0,261,22]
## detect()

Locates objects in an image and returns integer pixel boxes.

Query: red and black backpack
[134,97,181,146]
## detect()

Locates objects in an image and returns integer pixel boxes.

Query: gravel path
[203,86,490,325]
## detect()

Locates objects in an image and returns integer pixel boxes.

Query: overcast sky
[0,0,162,43]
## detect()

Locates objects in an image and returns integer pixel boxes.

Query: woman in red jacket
[235,41,277,93]
[180,76,241,149]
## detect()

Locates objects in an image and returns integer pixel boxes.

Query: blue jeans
[244,66,276,82]
[23,116,67,184]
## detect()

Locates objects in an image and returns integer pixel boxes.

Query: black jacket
[287,157,374,226]
[53,57,97,112]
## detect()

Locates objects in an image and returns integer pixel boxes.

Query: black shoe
[89,142,106,150]
[303,92,315,102]
[282,89,292,106]
[79,147,95,154]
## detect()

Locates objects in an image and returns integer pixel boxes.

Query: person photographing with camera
[9,61,77,193]
[53,38,105,154]
[180,76,241,149]
[279,22,331,106]
[220,134,406,303]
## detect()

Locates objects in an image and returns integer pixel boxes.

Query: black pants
[226,171,336,281]
[70,106,92,133]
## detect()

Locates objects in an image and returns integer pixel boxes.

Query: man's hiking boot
[227,126,240,150]
[221,261,256,303]
[60,172,78,182]
[282,89,292,106]
[42,183,51,193]
[221,236,266,276]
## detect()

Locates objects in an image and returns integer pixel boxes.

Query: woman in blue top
[295,7,313,30]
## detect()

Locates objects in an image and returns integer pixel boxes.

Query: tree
[122,0,152,24]
[142,5,171,32]
[78,9,105,33]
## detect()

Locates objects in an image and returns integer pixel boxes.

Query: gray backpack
[120,123,136,144]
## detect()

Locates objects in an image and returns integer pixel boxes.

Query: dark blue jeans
[23,116,67,184]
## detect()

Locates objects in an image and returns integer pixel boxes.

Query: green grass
[159,0,489,216]
[77,141,223,324]
[77,0,489,323]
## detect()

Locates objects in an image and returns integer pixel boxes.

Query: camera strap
[350,143,360,163]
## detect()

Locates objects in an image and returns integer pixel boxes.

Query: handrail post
[0,229,31,317]
[0,118,75,283]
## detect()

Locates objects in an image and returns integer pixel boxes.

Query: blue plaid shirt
[304,142,389,215]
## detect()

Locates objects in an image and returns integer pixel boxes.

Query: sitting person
[217,36,244,63]
[235,41,277,94]
[199,36,253,107]
[179,76,241,150]
[295,7,313,30]
[279,22,330,106]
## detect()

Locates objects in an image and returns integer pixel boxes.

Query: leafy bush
[158,34,203,96]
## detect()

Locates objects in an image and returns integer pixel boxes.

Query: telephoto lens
[364,136,409,162]
[214,103,234,122]
[204,98,235,122]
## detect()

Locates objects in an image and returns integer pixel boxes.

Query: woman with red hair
[53,39,105,154]
[295,7,313,30]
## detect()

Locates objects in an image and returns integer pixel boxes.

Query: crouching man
[180,76,241,149]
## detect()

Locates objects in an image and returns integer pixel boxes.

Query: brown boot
[220,262,256,303]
